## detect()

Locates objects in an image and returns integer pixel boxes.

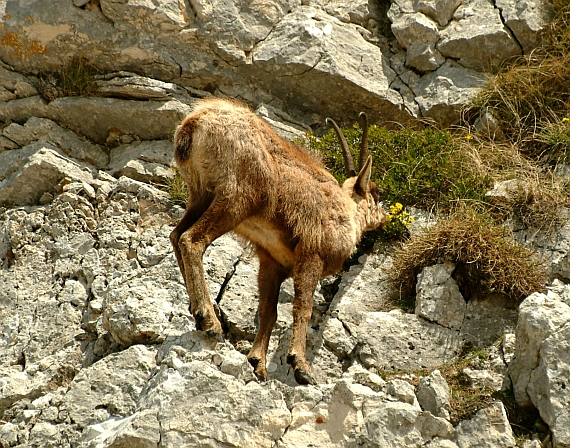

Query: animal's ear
[355,155,372,196]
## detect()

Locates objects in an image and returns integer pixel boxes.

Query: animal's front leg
[287,253,323,386]
[248,248,288,381]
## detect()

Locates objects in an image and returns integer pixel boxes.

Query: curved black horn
[358,112,369,172]
[326,117,356,177]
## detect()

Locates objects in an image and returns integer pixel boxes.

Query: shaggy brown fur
[171,98,387,385]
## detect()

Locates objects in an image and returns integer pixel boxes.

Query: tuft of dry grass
[459,138,570,231]
[391,207,547,303]
[464,1,570,162]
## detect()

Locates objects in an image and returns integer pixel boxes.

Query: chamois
[170,98,387,385]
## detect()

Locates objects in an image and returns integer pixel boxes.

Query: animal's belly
[235,219,295,270]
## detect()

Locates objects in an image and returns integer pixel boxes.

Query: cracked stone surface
[0,0,562,445]
[0,0,549,128]
[0,135,560,447]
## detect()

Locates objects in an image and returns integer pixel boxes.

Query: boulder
[411,61,486,126]
[107,140,174,184]
[416,370,451,420]
[0,62,39,100]
[496,0,551,54]
[415,0,462,27]
[436,0,522,72]
[453,402,516,447]
[523,285,570,448]
[415,262,466,331]
[508,282,570,415]
[0,144,95,207]
[356,310,464,371]
[82,409,161,448]
[248,6,411,125]
[64,345,157,427]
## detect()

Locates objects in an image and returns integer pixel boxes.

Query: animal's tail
[174,115,199,165]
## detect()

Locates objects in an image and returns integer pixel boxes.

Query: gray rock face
[356,310,464,371]
[415,262,466,331]
[416,370,451,420]
[2,117,109,168]
[0,1,563,443]
[64,345,157,427]
[410,61,486,126]
[107,140,174,184]
[437,0,521,72]
[454,402,516,448]
[509,281,570,448]
[249,6,410,124]
[496,0,551,54]
[514,209,570,281]
[0,144,95,207]
[0,0,548,128]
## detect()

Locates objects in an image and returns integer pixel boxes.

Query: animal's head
[326,113,388,231]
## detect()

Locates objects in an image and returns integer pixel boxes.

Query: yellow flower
[465,134,474,140]
[563,117,569,123]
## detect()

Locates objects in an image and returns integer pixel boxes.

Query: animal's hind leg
[287,252,323,386]
[248,247,289,381]
[170,193,214,281]
[178,196,252,336]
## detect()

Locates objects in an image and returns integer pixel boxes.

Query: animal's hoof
[294,369,317,386]
[254,370,268,382]
[206,329,224,343]
[247,357,268,382]
[248,357,261,369]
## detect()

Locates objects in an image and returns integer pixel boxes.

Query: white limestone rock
[2,117,109,168]
[496,0,551,54]
[82,409,161,448]
[416,370,451,420]
[415,262,466,331]
[0,144,95,207]
[453,402,516,448]
[415,0,462,26]
[356,310,463,371]
[251,6,411,126]
[64,345,157,427]
[391,12,440,50]
[485,179,531,204]
[437,0,522,72]
[508,285,570,408]
[411,60,486,126]
[462,368,504,391]
[107,140,174,184]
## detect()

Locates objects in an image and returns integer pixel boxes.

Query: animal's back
[174,98,335,196]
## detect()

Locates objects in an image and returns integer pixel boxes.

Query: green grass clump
[165,169,188,207]
[39,56,100,100]
[304,125,489,210]
[391,207,547,303]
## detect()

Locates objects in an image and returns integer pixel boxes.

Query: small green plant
[538,115,570,162]
[303,125,489,210]
[383,202,415,239]
[165,169,188,207]
[39,56,100,100]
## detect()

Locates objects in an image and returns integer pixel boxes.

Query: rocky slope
[1,0,570,447]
